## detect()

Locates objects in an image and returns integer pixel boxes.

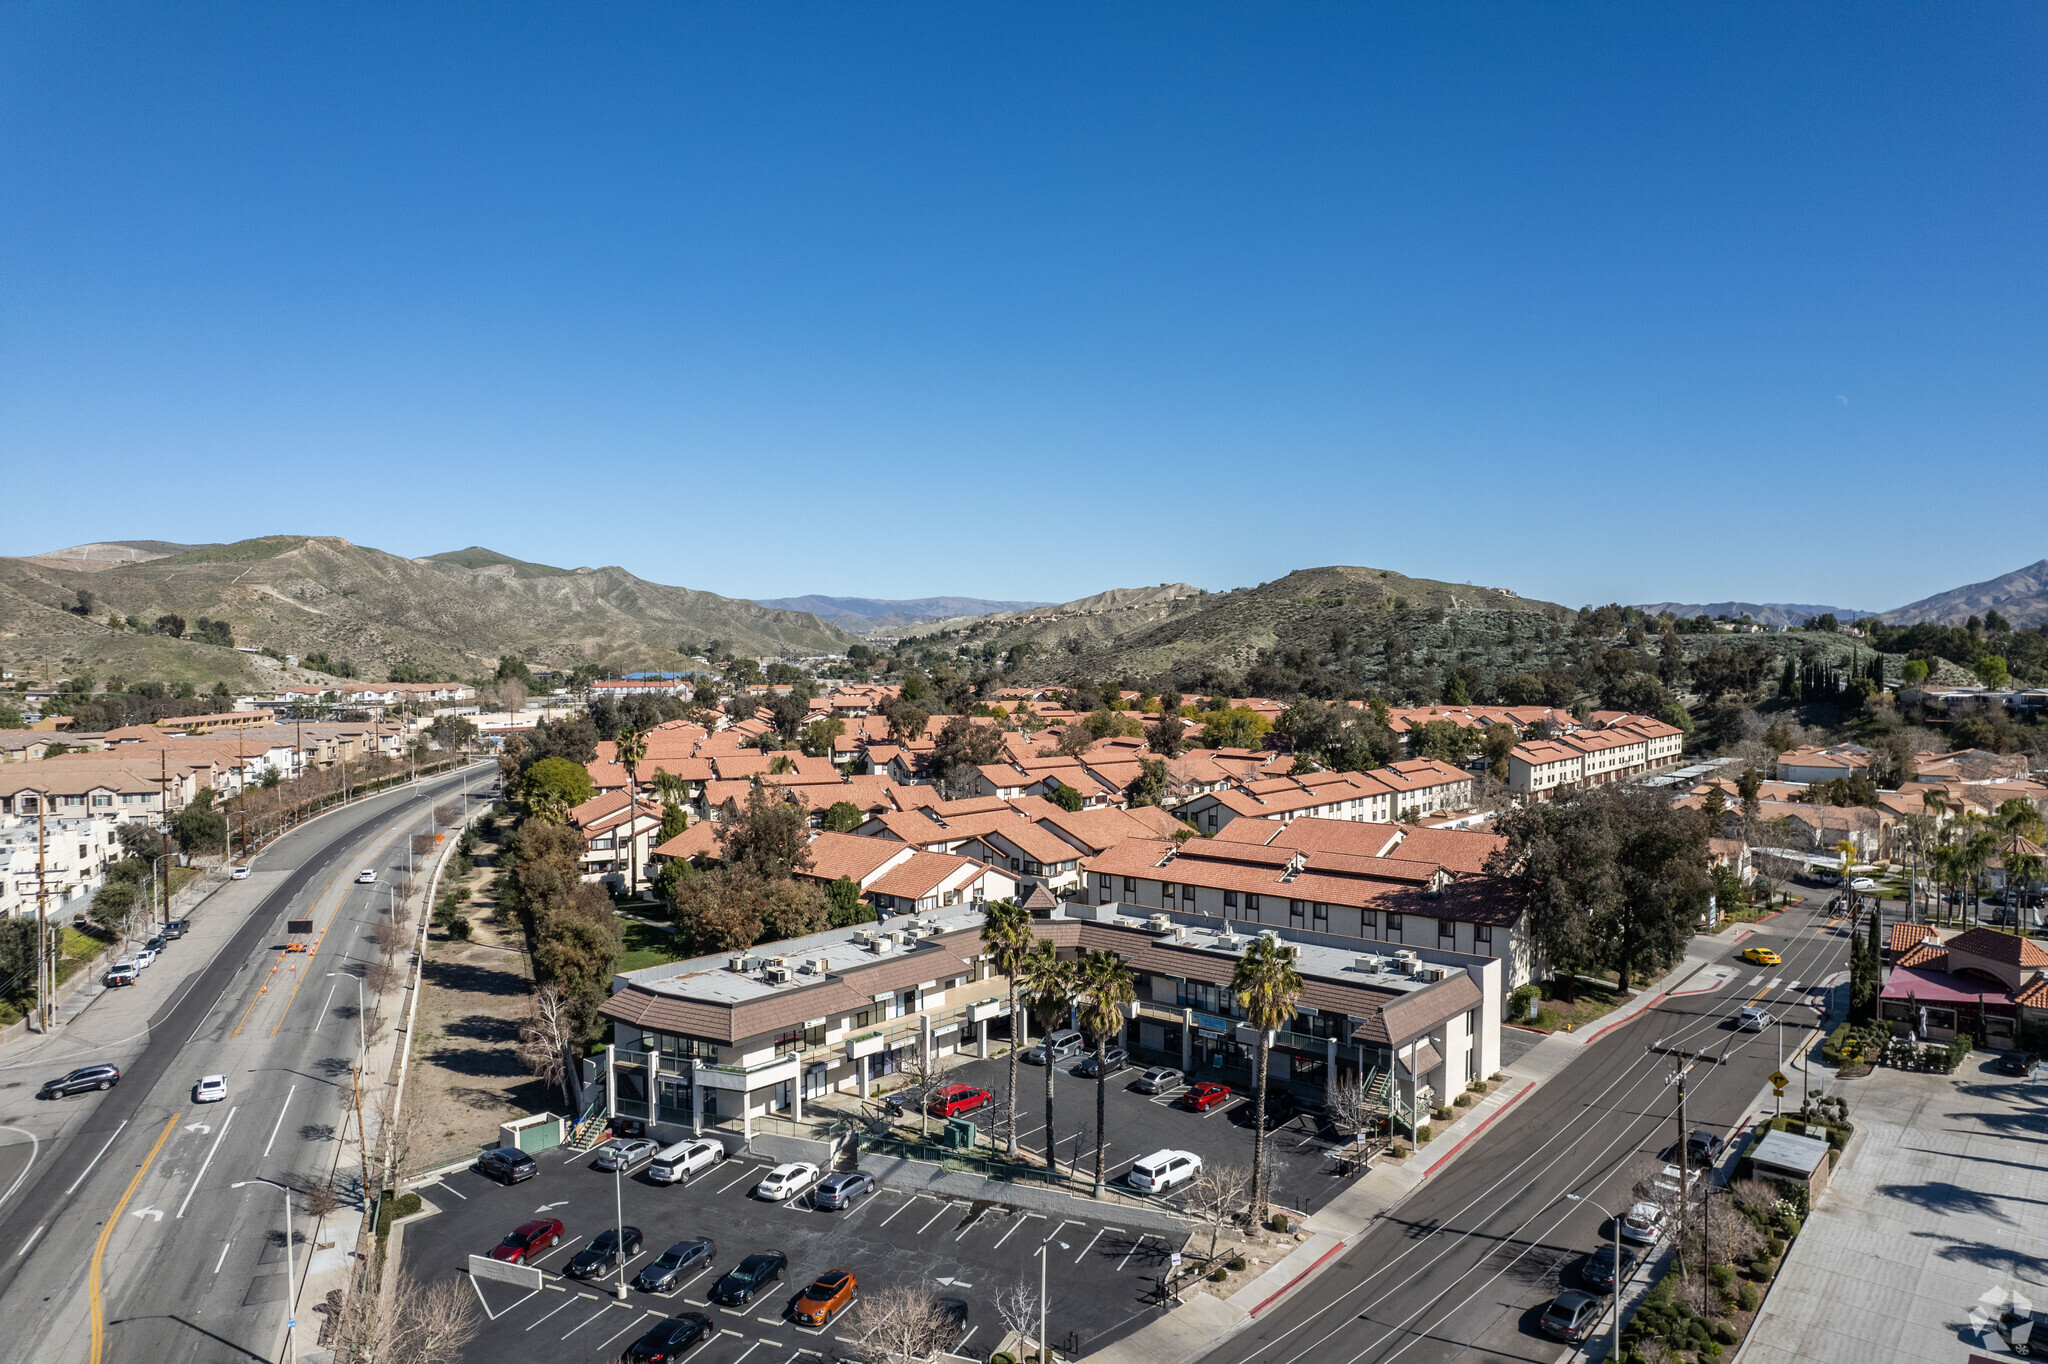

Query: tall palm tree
[1076,949,1136,1198]
[979,900,1035,1160]
[1017,941,1075,1173]
[1232,935,1305,1220]
[614,727,648,900]
[1995,798,2046,930]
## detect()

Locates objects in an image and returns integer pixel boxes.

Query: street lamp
[612,1155,630,1300]
[233,1178,300,1364]
[327,971,366,1073]
[1564,1192,1622,1363]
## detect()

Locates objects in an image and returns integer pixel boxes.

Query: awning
[1397,1041,1442,1075]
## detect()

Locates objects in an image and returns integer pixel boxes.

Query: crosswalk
[1743,974,1801,991]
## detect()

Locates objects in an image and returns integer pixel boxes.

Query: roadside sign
[1772,1085,1787,1098]
[1769,1070,1789,1088]
[287,919,314,936]
[1170,1253,1183,1266]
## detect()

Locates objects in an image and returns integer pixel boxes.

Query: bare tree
[411,831,437,860]
[328,1270,481,1364]
[516,985,576,1112]
[435,802,462,829]
[1327,1072,1377,1140]
[1185,1161,1253,1258]
[364,957,405,997]
[992,1277,1043,1357]
[892,1040,947,1139]
[372,919,409,958]
[846,1284,955,1364]
[302,1176,342,1219]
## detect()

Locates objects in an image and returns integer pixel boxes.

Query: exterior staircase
[566,1112,610,1150]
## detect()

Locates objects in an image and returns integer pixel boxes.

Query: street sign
[1171,1253,1183,1266]
[1769,1070,1789,1088]
[1772,1085,1786,1098]
[286,1319,296,1331]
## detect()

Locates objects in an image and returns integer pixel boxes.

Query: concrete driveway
[1743,1056,2048,1362]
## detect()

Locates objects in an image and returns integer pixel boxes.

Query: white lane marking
[1074,1226,1108,1263]
[15,1225,45,1258]
[524,1296,576,1330]
[732,1341,768,1364]
[214,1239,233,1272]
[596,1310,661,1351]
[439,1181,467,1200]
[0,1125,41,1210]
[531,1234,583,1265]
[177,1105,238,1218]
[1766,977,1782,989]
[1116,1234,1156,1272]
[713,1164,761,1194]
[994,1212,1041,1249]
[917,1202,954,1235]
[1788,979,1802,991]
[1746,972,1763,987]
[1042,1217,1082,1245]
[65,1120,129,1195]
[878,1194,922,1227]
[321,978,339,1014]
[261,1085,297,1160]
[956,1325,980,1354]
[561,1303,614,1339]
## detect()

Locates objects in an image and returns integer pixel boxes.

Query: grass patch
[618,921,688,972]
[1523,979,1627,1033]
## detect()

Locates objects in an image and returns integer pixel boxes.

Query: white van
[649,1137,725,1184]
[1128,1148,1202,1194]
[1028,1029,1086,1065]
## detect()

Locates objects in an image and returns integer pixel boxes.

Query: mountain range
[752,594,1052,636]
[1635,559,2048,630]
[1631,601,1876,629]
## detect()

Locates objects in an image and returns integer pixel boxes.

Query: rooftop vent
[1354,954,1385,973]
[1147,913,1173,933]
[870,937,896,955]
[728,955,749,973]
[763,965,791,984]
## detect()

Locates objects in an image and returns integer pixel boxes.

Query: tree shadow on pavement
[1878,1180,2035,1225]
[420,958,528,996]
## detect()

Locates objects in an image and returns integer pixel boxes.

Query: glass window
[1182,883,1195,902]
[1439,919,1456,941]
[1123,876,1137,894]
[1313,903,1328,927]
[1224,890,1238,909]
[1289,899,1305,926]
[1360,909,1378,930]
[1161,882,1175,901]
[1385,912,1402,933]
[1247,893,1261,913]
[1474,924,1492,946]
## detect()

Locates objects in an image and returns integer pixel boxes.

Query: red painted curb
[1421,1082,1533,1179]
[1249,1239,1347,1316]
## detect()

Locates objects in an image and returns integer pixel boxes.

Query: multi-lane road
[0,761,489,1364]
[1201,897,1852,1364]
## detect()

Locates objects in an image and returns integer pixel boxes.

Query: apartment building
[1504,714,1686,800]
[1774,745,1873,785]
[0,813,122,919]
[1173,771,1397,835]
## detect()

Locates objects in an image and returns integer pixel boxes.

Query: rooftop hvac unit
[808,956,832,974]
[1354,954,1385,973]
[853,928,874,945]
[870,937,895,954]
[1147,913,1173,932]
[1417,965,1447,983]
[728,955,750,973]
[763,965,790,984]
[1170,925,1190,942]
[1260,929,1282,943]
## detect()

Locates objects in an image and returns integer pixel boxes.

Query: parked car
[595,1137,660,1173]
[1737,1006,1774,1032]
[1997,1306,2046,1358]
[194,1074,227,1103]
[1022,1029,1085,1065]
[230,865,251,880]
[145,935,167,954]
[476,1147,537,1185]
[1742,946,1781,966]
[791,1269,857,1327]
[649,1138,724,1184]
[1685,1130,1727,1166]
[1617,1201,1665,1246]
[355,868,377,884]
[934,1297,970,1339]
[1128,1149,1202,1194]
[162,919,189,938]
[1539,1290,1603,1342]
[1850,877,1878,891]
[40,1064,120,1098]
[1073,1046,1130,1079]
[622,1314,715,1362]
[926,1084,992,1118]
[813,1171,877,1210]
[1237,1089,1304,1130]
[132,947,158,969]
[1997,1053,2036,1077]
[1135,1066,1184,1094]
[103,962,139,988]
[753,1163,819,1202]
[1583,1242,1639,1293]
[635,1238,716,1293]
[566,1226,644,1279]
[489,1218,563,1264]
[1184,1081,1234,1112]
[710,1251,788,1306]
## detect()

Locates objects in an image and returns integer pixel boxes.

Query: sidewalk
[1081,950,1720,1364]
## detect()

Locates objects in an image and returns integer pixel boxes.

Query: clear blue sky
[3,4,2042,611]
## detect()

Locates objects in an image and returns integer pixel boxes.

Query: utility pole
[34,799,49,1032]
[159,749,172,925]
[1648,1039,1727,1312]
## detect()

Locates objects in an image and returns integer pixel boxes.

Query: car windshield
[732,1261,765,1281]
[591,1231,618,1251]
[654,1251,685,1269]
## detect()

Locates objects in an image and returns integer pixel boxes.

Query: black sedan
[1073,1046,1130,1079]
[566,1226,644,1279]
[635,1238,716,1293]
[40,1065,120,1099]
[476,1147,536,1184]
[710,1251,787,1307]
[1997,1053,2035,1077]
[622,1313,714,1362]
[1582,1242,1639,1293]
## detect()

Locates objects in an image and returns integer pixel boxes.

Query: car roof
[1136,1148,1195,1164]
[1551,1290,1598,1308]
[809,1269,852,1287]
[737,1251,783,1266]
[200,1074,225,1084]
[512,1220,553,1234]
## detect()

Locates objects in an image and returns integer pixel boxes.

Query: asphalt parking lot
[936,1051,1360,1217]
[406,1139,1189,1364]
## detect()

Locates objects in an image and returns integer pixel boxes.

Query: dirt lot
[403,820,552,1173]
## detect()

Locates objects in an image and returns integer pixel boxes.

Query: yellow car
[1743,947,1782,966]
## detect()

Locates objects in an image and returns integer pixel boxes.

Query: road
[0,761,491,1364]
[1199,898,1852,1364]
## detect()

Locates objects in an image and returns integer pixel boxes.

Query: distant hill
[980,566,1571,695]
[1880,558,2048,627]
[1633,600,1875,629]
[755,593,1052,635]
[0,536,856,687]
[24,540,220,573]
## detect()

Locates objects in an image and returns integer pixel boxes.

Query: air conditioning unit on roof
[1354,954,1384,973]
[1147,913,1173,932]
[728,955,749,973]
[764,965,790,984]
[853,928,874,945]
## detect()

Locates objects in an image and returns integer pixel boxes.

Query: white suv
[1128,1149,1202,1194]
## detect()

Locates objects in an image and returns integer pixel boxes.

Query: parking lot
[406,1138,1189,1364]
[936,1050,1363,1217]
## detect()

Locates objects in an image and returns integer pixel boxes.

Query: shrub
[1390,1139,1410,1158]
[1713,1321,1738,1345]
[1709,1264,1734,1289]
[1766,1232,1783,1256]
[1434,1105,1454,1121]
[1227,1253,1247,1271]
[1454,1093,1473,1108]
[1738,1282,1759,1312]
[449,916,472,941]
[1209,1266,1229,1281]
[1414,1125,1432,1143]
[991,1354,1017,1364]
[1267,1213,1290,1233]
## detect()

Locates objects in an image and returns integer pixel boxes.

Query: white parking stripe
[525,1297,576,1330]
[530,1234,582,1265]
[994,1212,1041,1249]
[713,1164,762,1194]
[1074,1226,1108,1263]
[917,1202,954,1234]
[560,1303,614,1339]
[878,1194,923,1227]
[596,1310,661,1351]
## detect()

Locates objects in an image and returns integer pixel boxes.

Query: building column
[977,1018,989,1059]
[791,1070,803,1123]
[1325,1036,1338,1107]
[741,1089,753,1144]
[690,1062,703,1137]
[1181,1009,1194,1072]
[859,1056,871,1103]
[604,1043,617,1119]
[647,1058,658,1126]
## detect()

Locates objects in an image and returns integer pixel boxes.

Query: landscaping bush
[1738,1282,1760,1312]
[1750,1255,1774,1278]
[1454,1093,1474,1108]
[1227,1253,1247,1271]
[1946,1032,1974,1071]
[1820,1022,1858,1066]
[1713,1321,1738,1345]
[448,915,472,940]
[1389,1139,1410,1158]
[1433,1105,1454,1121]
[1209,1266,1229,1281]
[1414,1124,1431,1143]
[991,1353,1017,1364]
[1267,1213,1291,1233]
[1709,1264,1734,1289]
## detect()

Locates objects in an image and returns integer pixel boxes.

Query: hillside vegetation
[0,536,855,687]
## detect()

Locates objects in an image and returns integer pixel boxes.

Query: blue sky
[3,4,2042,611]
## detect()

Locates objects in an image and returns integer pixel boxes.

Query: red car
[489,1218,564,1264]
[1184,1082,1234,1112]
[927,1084,993,1118]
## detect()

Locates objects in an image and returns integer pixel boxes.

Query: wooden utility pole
[1648,1040,1727,1311]
[159,749,172,925]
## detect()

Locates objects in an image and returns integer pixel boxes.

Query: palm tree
[614,727,648,900]
[1995,798,2046,930]
[1017,941,1075,1173]
[979,900,1035,1160]
[1232,935,1304,1220]
[1076,949,1136,1197]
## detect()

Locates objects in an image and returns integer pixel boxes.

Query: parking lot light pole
[234,1178,299,1364]
[1564,1193,1621,1363]
[327,971,366,1073]
[1038,1238,1049,1364]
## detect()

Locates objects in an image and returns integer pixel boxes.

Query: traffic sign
[1769,1070,1789,1088]
[1771,1085,1786,1098]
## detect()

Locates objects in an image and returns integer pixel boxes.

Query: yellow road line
[88,1112,182,1364]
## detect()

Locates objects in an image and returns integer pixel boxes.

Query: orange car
[791,1268,856,1327]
